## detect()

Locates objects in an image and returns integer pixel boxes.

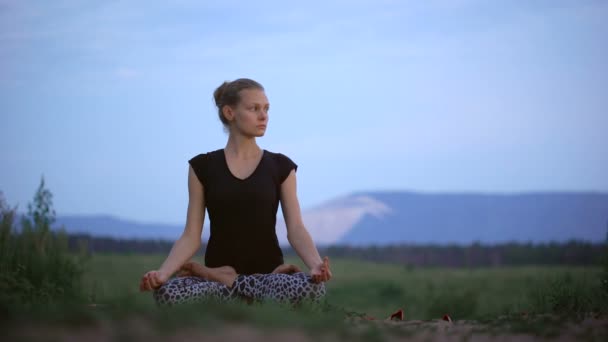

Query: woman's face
[229,88,269,137]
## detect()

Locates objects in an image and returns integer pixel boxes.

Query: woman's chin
[242,130,266,138]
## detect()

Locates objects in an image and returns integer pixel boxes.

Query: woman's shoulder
[188,149,224,186]
[190,148,223,160]
[188,148,223,169]
[264,149,298,182]
[264,149,293,161]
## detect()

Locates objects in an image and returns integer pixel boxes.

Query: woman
[139,78,332,306]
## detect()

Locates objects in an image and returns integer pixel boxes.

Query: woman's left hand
[310,256,332,283]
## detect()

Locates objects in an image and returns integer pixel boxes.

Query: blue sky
[1,0,607,224]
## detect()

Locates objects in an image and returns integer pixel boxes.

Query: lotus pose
[139,78,332,305]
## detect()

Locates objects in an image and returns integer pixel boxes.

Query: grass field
[5,253,606,341]
[1,251,608,340]
[81,254,604,319]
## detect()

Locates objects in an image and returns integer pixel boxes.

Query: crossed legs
[153,258,331,306]
[176,262,239,288]
[176,257,332,288]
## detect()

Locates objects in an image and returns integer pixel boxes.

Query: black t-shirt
[188,148,298,275]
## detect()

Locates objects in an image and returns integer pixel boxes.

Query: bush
[527,270,608,317]
[0,177,87,312]
[602,226,608,294]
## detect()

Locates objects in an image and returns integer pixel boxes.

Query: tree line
[67,233,605,267]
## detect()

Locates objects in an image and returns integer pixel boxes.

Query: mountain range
[51,191,608,246]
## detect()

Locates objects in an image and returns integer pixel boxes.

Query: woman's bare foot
[272,264,302,274]
[178,261,238,288]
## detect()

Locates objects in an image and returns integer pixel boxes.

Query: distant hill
[278,191,608,245]
[52,215,210,242]
[50,191,608,246]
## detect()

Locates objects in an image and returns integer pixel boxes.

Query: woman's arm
[158,165,206,275]
[140,165,205,290]
[280,169,324,271]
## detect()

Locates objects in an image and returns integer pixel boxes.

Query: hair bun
[213,81,230,107]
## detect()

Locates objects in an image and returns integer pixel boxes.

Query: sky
[1,0,607,225]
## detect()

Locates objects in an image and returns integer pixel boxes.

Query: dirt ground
[9,315,608,341]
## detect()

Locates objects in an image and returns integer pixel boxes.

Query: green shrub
[601,226,608,294]
[527,270,607,317]
[0,177,87,312]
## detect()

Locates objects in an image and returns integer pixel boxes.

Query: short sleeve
[188,153,208,187]
[277,153,298,184]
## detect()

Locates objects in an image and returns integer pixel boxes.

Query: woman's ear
[222,105,234,122]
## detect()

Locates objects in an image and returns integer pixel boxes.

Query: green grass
[3,253,607,340]
[79,254,606,320]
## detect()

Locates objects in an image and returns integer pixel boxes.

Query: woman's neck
[224,133,261,158]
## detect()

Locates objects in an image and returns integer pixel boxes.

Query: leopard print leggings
[153,272,326,306]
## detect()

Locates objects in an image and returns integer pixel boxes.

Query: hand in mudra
[139,270,170,291]
[310,256,332,283]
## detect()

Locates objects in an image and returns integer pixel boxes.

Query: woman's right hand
[139,270,170,291]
